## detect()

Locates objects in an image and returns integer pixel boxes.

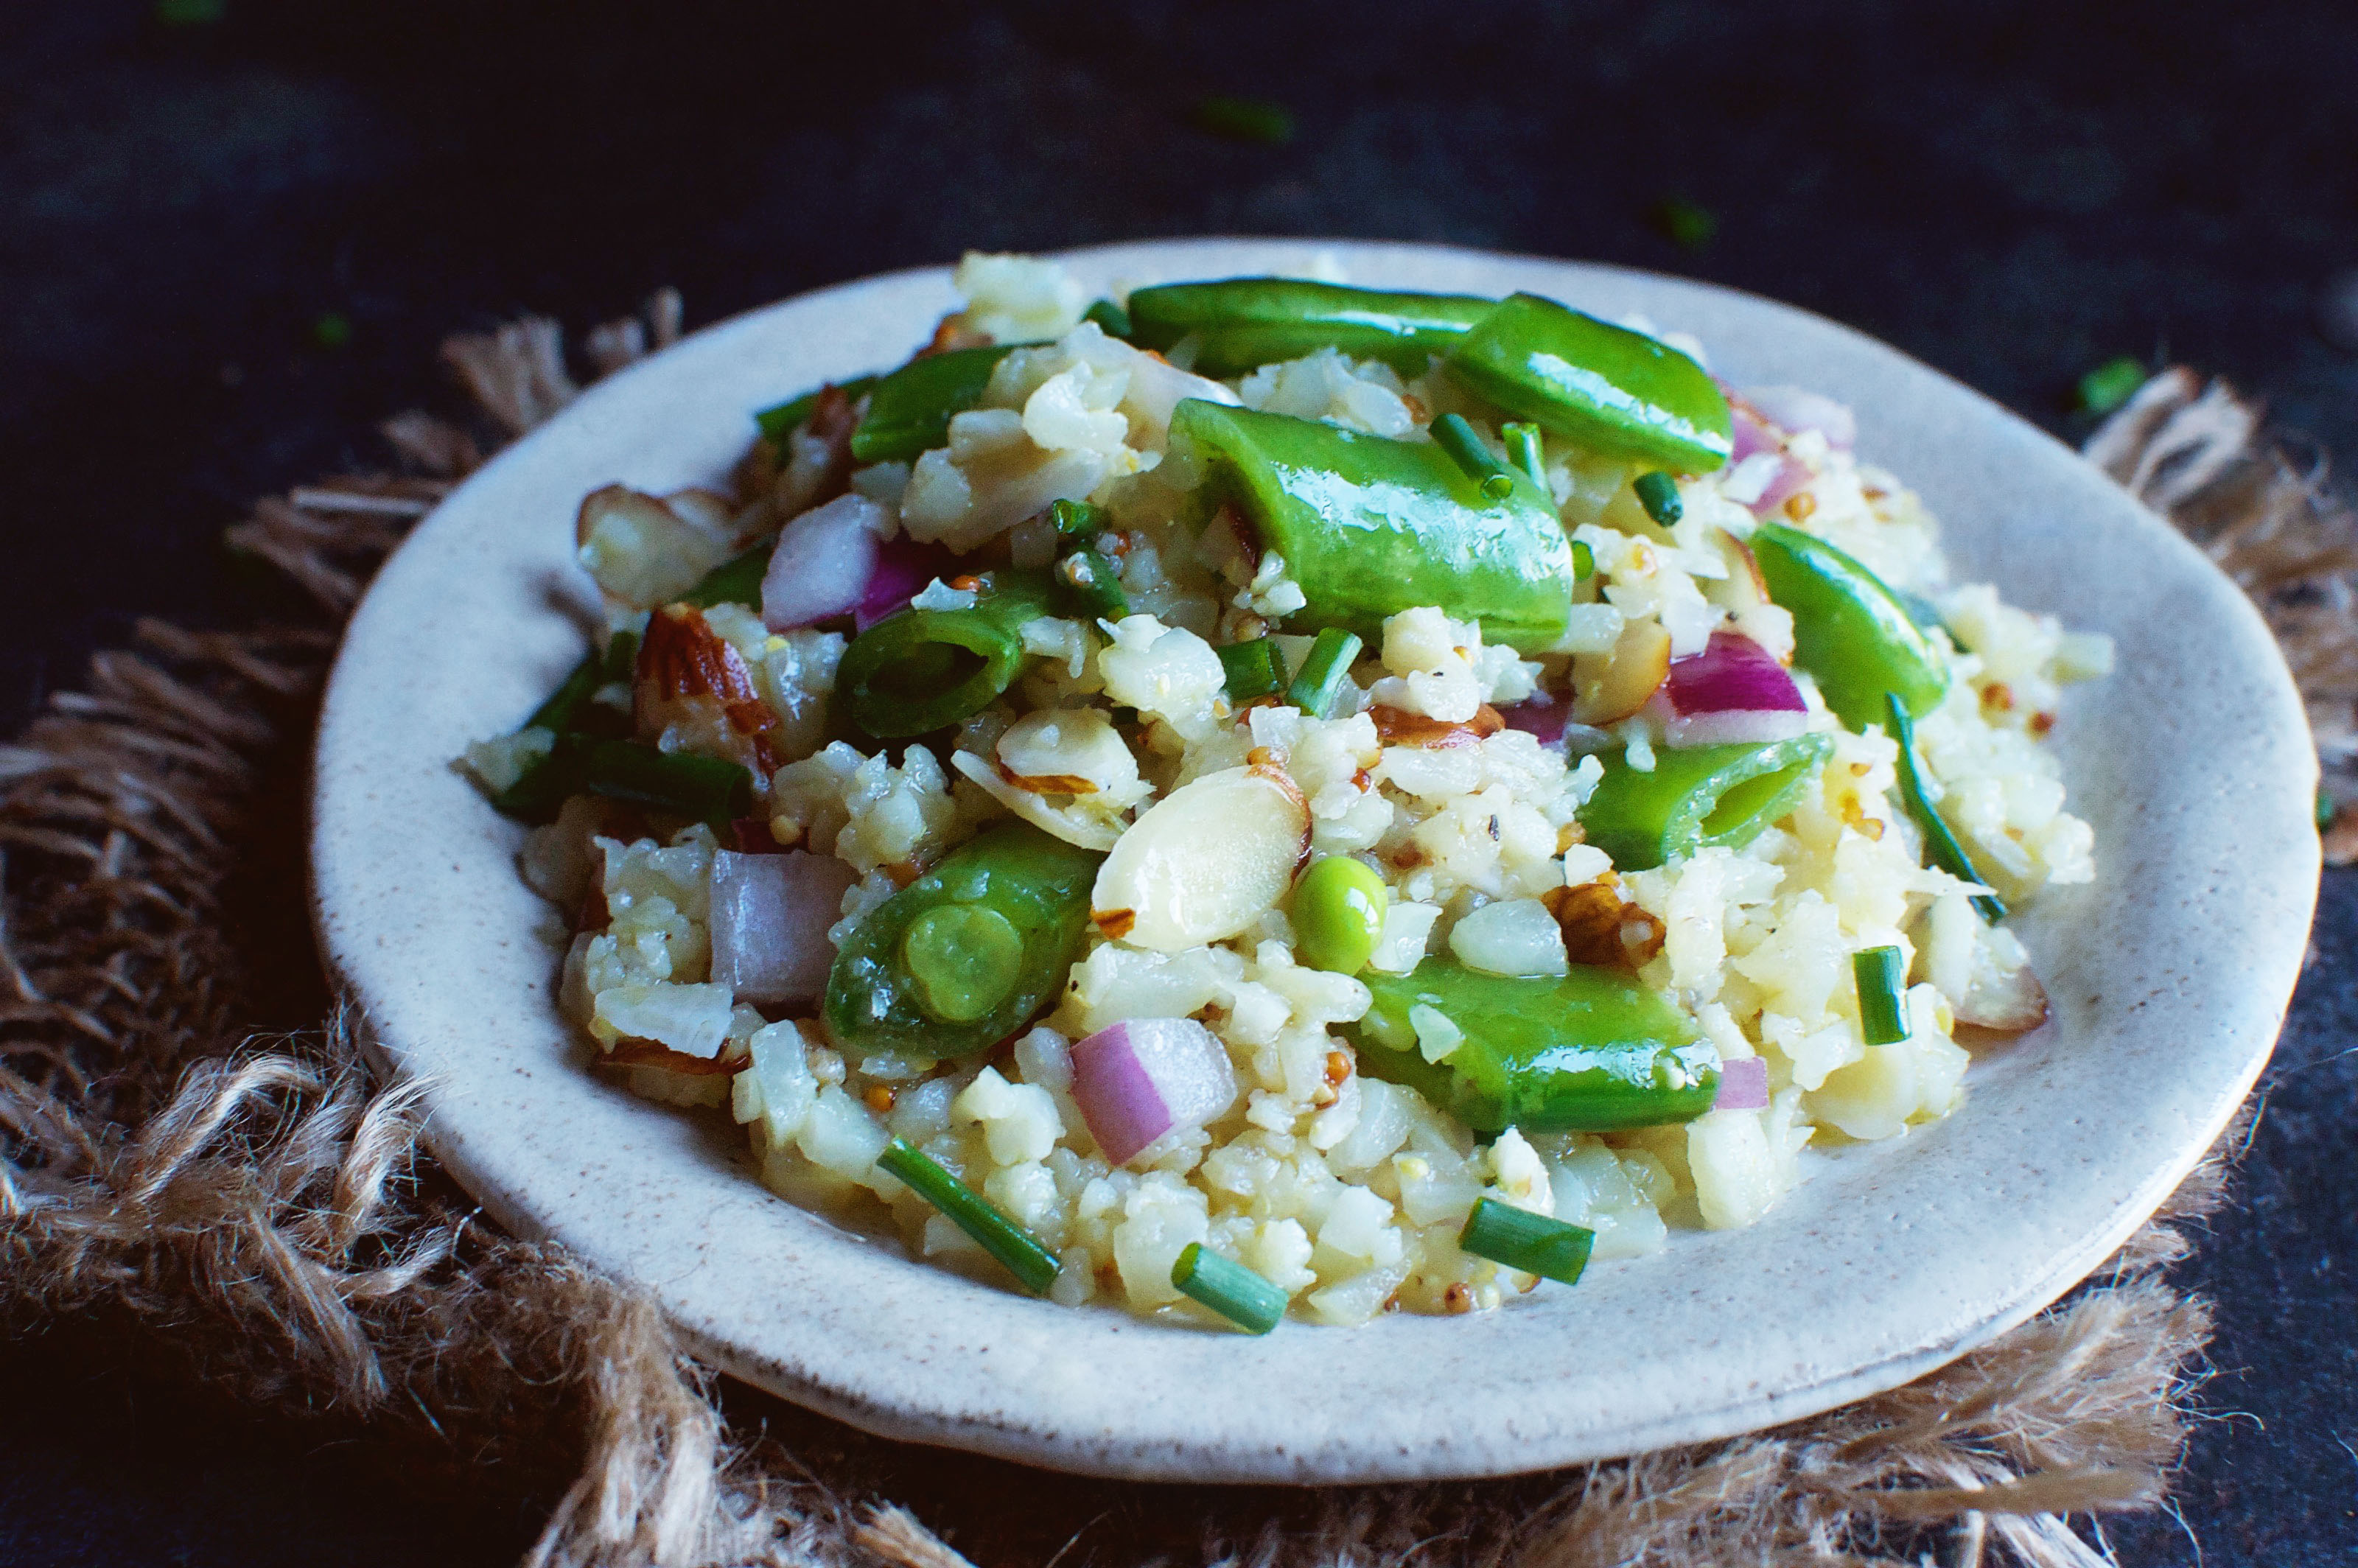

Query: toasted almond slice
[1371,703,1505,750]
[1954,962,2050,1035]
[1090,765,1309,951]
[1570,615,1672,725]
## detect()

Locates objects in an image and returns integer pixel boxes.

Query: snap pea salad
[467,261,2101,1330]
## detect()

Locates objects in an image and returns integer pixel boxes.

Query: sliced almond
[1570,615,1672,726]
[1371,703,1505,750]
[1954,962,2050,1035]
[1090,765,1310,951]
[576,483,736,608]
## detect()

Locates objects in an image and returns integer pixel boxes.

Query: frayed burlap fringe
[0,306,2322,1567]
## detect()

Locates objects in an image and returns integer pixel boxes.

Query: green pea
[901,904,1024,1023]
[1292,855,1388,976]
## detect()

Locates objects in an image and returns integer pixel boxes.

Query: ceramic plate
[312,239,2317,1483]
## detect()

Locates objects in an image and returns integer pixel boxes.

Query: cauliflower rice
[469,253,2109,1329]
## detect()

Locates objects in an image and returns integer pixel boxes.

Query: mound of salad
[464,253,2110,1331]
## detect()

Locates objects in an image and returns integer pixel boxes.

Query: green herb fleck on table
[1193,95,1296,146]
[2077,356,2149,416]
[1650,196,1718,251]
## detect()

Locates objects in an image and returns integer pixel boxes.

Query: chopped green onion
[1082,299,1133,339]
[600,625,643,686]
[1286,627,1362,719]
[754,374,879,441]
[1430,413,1516,500]
[1056,549,1129,620]
[1458,1197,1594,1287]
[1171,1242,1288,1333]
[567,738,755,830]
[523,653,604,735]
[311,312,354,351]
[2076,357,2147,416]
[2319,788,2338,832]
[1571,539,1595,581]
[1192,94,1296,146]
[876,1138,1061,1294]
[1502,421,1546,485]
[1217,638,1287,701]
[680,539,774,608]
[155,0,227,24]
[1049,497,1106,538]
[1649,195,1718,251]
[1633,470,1683,527]
[1887,691,2006,922]
[1853,945,1910,1045]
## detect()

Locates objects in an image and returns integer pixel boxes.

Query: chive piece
[877,1138,1061,1294]
[1286,627,1362,719]
[1217,637,1287,701]
[1083,299,1133,339]
[1430,413,1516,500]
[2319,788,2338,832]
[311,312,354,351]
[754,374,879,441]
[1633,471,1684,527]
[1049,497,1106,538]
[1056,548,1129,620]
[1171,1242,1288,1334]
[524,654,604,734]
[1572,539,1595,581]
[1502,421,1546,485]
[601,625,643,686]
[2076,357,2147,416]
[1649,195,1718,251]
[1887,692,2006,922]
[679,538,775,608]
[1192,94,1296,146]
[1458,1197,1595,1287]
[1853,945,1910,1045]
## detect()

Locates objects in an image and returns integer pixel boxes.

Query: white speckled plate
[312,239,2317,1483]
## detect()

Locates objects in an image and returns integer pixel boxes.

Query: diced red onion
[1497,693,1570,746]
[1728,401,1780,465]
[1713,1057,1769,1111]
[1740,385,1857,450]
[708,849,856,1007]
[855,536,956,629]
[1656,632,1808,747]
[1068,1018,1239,1166]
[761,493,887,632]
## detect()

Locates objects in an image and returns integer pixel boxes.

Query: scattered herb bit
[155,0,225,24]
[1171,1242,1288,1333]
[1049,497,1107,538]
[1458,1197,1594,1286]
[1633,470,1683,527]
[1853,945,1910,1045]
[1887,691,2006,921]
[1217,638,1287,702]
[1571,539,1595,581]
[2319,787,2338,832]
[1082,298,1133,339]
[1501,421,1546,485]
[1430,413,1517,500]
[311,312,353,351]
[1286,627,1362,719]
[1193,94,1296,146]
[876,1138,1062,1293]
[1649,196,1718,251]
[2077,356,2148,416]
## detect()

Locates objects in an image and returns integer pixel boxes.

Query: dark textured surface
[3,2,2354,1563]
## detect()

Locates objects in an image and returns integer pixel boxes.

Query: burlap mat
[4,294,2351,1568]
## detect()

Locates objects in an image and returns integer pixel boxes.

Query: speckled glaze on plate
[311,239,2317,1484]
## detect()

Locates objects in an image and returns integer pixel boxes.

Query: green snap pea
[1348,959,1718,1133]
[1124,278,1498,377]
[1291,856,1388,975]
[1578,733,1834,872]
[835,570,1055,738]
[1445,293,1732,473]
[679,539,774,609]
[848,345,1018,463]
[1750,523,1948,732]
[1170,399,1576,653]
[825,822,1102,1062]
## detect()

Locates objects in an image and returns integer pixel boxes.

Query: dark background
[3,1,2354,1562]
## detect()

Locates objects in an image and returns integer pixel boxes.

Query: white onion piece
[1662,708,1810,747]
[1740,385,1858,449]
[1712,1057,1769,1111]
[760,492,887,632]
[708,849,857,1006]
[1069,1017,1239,1165]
